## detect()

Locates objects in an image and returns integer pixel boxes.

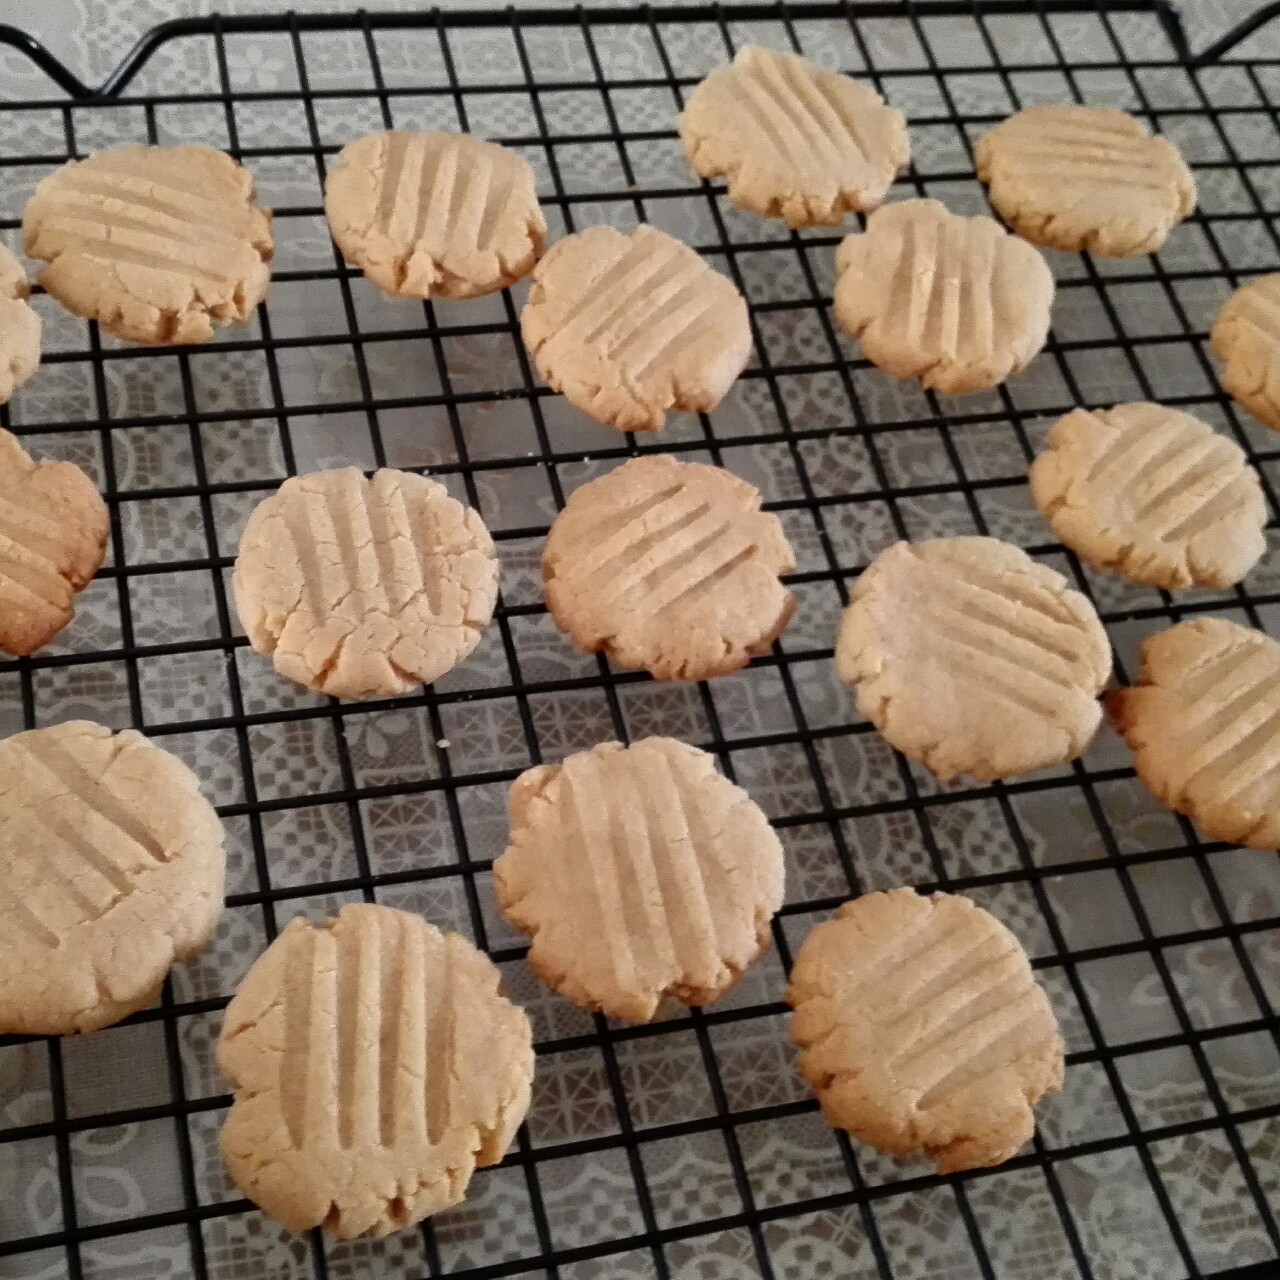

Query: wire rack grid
[1,3,1280,1279]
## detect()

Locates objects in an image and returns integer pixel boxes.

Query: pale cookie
[677,46,909,228]
[0,720,226,1035]
[493,737,785,1022]
[218,903,533,1238]
[1211,273,1280,433]
[1112,617,1280,849]
[787,887,1063,1173]
[834,199,1054,394]
[0,245,40,402]
[520,223,752,432]
[1029,403,1266,590]
[543,454,795,681]
[0,428,109,657]
[974,103,1196,257]
[233,467,498,700]
[23,143,272,345]
[836,537,1111,781]
[325,130,546,300]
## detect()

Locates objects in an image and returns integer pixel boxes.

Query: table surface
[4,0,1276,95]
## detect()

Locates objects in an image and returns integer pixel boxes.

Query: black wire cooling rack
[2,3,1280,1279]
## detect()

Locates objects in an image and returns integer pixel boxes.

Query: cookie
[23,143,273,345]
[1111,617,1280,849]
[787,887,1063,1173]
[325,130,546,301]
[0,244,41,403]
[974,104,1196,257]
[520,223,752,432]
[1029,402,1266,590]
[678,46,909,228]
[0,720,226,1035]
[833,199,1054,394]
[232,467,499,700]
[1211,273,1280,433]
[493,737,785,1022]
[218,903,533,1238]
[542,454,795,681]
[835,537,1112,781]
[0,428,109,657]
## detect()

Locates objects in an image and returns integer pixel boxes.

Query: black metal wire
[1,5,1279,1280]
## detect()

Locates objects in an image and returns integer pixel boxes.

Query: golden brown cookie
[787,887,1063,1173]
[520,223,752,432]
[1112,617,1280,849]
[23,143,273,344]
[542,454,795,681]
[232,467,499,700]
[0,428,109,657]
[974,103,1196,257]
[324,130,546,300]
[493,737,785,1022]
[835,537,1112,781]
[218,903,533,1238]
[1211,273,1280,433]
[833,199,1054,394]
[0,244,40,403]
[678,46,909,227]
[1029,402,1266,590]
[0,720,226,1035]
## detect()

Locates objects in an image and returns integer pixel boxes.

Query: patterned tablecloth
[4,0,1277,93]
[2,3,1280,1280]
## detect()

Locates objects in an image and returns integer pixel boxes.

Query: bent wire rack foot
[1,3,1280,1279]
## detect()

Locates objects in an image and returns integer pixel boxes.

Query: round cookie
[520,223,752,432]
[218,903,533,1238]
[1029,402,1266,590]
[974,103,1195,257]
[23,143,272,345]
[0,427,109,657]
[543,454,795,681]
[0,720,226,1035]
[325,130,546,300]
[835,537,1112,781]
[493,737,785,1022]
[678,46,909,228]
[1112,617,1280,849]
[833,199,1054,394]
[0,245,40,403]
[1211,272,1280,433]
[787,887,1064,1173]
[232,467,499,700]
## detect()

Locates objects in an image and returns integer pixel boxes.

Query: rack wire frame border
[0,4,1277,1280]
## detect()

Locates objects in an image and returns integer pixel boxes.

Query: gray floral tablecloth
[2,3,1280,1279]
